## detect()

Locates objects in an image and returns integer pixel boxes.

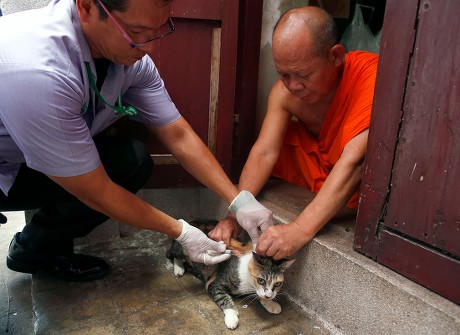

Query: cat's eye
[257,278,265,285]
[274,282,283,287]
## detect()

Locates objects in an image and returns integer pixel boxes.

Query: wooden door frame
[354,0,419,256]
[354,0,460,304]
[168,0,262,184]
[140,0,263,188]
[169,0,239,175]
[171,0,263,177]
[230,0,263,181]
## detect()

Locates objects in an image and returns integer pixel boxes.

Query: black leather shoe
[7,233,110,282]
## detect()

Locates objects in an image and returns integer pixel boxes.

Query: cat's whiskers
[239,293,260,304]
[238,293,255,301]
[247,297,260,305]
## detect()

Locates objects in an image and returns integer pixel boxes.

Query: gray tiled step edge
[258,180,460,335]
[19,181,460,335]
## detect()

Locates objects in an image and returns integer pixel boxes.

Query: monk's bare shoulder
[270,80,303,115]
[270,80,327,138]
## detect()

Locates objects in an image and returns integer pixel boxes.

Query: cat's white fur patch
[235,252,255,294]
[223,309,239,329]
[173,258,185,277]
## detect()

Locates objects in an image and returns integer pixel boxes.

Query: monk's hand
[228,190,273,246]
[176,219,231,265]
[256,220,313,260]
[208,215,242,246]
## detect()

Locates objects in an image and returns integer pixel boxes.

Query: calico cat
[166,220,295,330]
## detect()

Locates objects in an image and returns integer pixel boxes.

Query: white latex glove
[176,219,231,265]
[228,190,274,246]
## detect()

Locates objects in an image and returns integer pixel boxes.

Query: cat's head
[249,252,295,300]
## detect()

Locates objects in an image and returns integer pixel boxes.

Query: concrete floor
[0,211,35,335]
[0,211,331,335]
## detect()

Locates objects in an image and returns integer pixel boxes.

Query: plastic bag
[340,4,380,54]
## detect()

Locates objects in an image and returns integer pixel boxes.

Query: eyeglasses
[96,0,175,49]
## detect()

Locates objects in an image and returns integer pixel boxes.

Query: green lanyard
[84,62,138,117]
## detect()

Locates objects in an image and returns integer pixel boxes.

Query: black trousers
[0,134,154,253]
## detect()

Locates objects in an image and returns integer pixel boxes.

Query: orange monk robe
[272,51,379,209]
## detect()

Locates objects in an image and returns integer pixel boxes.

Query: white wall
[0,0,49,14]
[256,0,308,130]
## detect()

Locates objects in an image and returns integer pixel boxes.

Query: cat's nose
[264,290,274,298]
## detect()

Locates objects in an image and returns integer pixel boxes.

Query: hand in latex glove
[228,190,273,246]
[176,219,231,265]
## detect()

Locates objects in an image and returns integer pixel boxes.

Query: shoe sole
[6,255,42,274]
[7,255,110,282]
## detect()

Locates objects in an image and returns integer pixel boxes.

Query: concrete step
[258,180,460,335]
[3,181,460,334]
[1,209,330,335]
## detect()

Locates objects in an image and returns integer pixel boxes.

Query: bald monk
[209,6,378,259]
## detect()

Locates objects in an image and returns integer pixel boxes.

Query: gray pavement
[0,211,34,335]
[0,211,330,335]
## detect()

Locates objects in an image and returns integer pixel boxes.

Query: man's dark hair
[94,0,129,20]
[94,0,173,21]
[274,6,338,57]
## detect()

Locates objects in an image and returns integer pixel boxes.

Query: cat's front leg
[173,258,185,277]
[207,280,239,329]
[260,299,282,314]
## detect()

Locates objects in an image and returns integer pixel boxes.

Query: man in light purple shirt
[0,0,273,282]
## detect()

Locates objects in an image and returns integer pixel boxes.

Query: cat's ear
[252,251,263,264]
[279,258,296,272]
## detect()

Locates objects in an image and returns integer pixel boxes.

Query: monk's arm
[296,129,368,234]
[208,84,291,244]
[256,129,368,259]
[238,109,291,196]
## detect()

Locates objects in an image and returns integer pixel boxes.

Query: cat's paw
[260,299,282,314]
[173,258,185,277]
[223,309,239,329]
